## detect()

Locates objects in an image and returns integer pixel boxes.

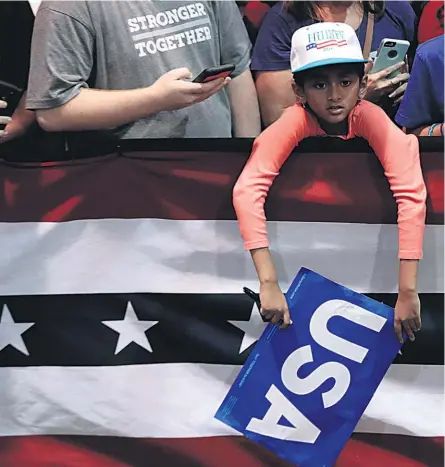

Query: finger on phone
[168,67,193,80]
[394,320,403,344]
[388,73,408,88]
[379,61,404,78]
[0,100,7,109]
[402,320,415,342]
[201,77,226,89]
[394,73,410,84]
[0,116,11,125]
[198,78,228,100]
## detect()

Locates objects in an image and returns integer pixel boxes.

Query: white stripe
[0,364,441,438]
[0,219,442,295]
[28,0,41,15]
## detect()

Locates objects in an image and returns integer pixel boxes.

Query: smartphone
[0,80,24,117]
[371,39,410,78]
[193,64,235,83]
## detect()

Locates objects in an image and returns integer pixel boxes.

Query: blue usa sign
[215,268,403,467]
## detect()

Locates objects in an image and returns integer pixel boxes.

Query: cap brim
[292,57,368,74]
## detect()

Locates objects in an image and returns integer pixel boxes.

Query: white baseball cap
[291,22,368,73]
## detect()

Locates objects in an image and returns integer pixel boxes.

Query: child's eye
[314,82,327,89]
[341,80,352,87]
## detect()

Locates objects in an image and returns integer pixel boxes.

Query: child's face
[295,65,367,128]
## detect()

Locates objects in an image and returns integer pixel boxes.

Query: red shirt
[233,101,427,259]
[417,0,444,44]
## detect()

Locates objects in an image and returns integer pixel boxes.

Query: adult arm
[255,71,296,127]
[406,123,443,137]
[395,47,438,130]
[250,6,296,126]
[215,0,259,136]
[227,69,261,137]
[27,6,228,132]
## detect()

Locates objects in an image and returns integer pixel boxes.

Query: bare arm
[10,92,36,130]
[227,69,261,137]
[255,70,296,127]
[36,87,160,133]
[406,123,443,137]
[394,259,421,343]
[398,259,419,294]
[35,69,228,133]
[251,248,278,285]
[251,248,291,328]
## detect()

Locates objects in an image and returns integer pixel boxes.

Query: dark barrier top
[0,136,443,163]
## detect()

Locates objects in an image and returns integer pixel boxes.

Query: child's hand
[259,281,292,329]
[394,291,421,344]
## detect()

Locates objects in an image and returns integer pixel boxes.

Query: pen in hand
[243,286,285,326]
[243,287,261,309]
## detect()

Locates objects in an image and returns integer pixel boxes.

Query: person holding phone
[395,34,444,136]
[250,1,415,126]
[27,1,260,141]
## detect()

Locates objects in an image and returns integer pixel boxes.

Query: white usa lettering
[246,299,387,443]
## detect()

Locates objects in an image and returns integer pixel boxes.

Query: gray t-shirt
[26,0,251,139]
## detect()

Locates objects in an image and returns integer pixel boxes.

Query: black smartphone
[0,80,24,117]
[192,64,235,83]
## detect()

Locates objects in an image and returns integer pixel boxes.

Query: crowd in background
[0,0,443,158]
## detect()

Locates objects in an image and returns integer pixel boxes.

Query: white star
[229,304,267,354]
[0,305,34,356]
[102,301,158,355]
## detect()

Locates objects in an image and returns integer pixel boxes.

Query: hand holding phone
[371,39,410,78]
[365,39,410,103]
[150,67,230,112]
[193,64,235,83]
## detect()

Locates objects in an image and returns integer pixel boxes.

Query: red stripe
[0,435,441,467]
[0,151,442,224]
[317,40,348,48]
[317,39,345,46]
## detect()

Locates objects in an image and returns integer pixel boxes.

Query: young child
[233,22,426,344]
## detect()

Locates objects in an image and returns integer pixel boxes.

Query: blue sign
[215,268,403,467]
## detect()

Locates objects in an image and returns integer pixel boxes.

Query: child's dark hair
[293,62,365,88]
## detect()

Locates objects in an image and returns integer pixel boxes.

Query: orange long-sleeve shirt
[233,100,427,259]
